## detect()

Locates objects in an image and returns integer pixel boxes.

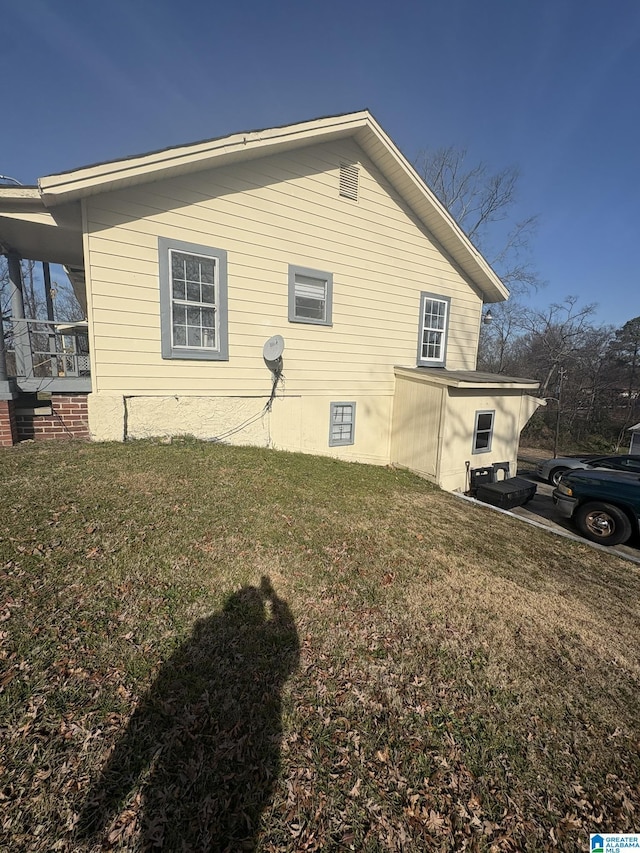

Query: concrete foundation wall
[87,391,392,465]
[126,395,271,446]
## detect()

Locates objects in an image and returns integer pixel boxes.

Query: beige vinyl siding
[390,374,445,481]
[438,389,527,492]
[391,371,544,492]
[84,138,483,396]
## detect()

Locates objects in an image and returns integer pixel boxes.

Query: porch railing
[5,318,90,380]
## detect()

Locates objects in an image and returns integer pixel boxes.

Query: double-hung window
[329,402,356,446]
[288,265,333,326]
[159,237,228,360]
[417,292,450,367]
[473,410,495,453]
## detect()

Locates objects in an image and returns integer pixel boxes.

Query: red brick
[0,400,18,446]
[14,393,88,443]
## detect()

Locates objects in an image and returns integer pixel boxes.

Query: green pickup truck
[553,469,640,546]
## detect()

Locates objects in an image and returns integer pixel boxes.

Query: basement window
[158,237,228,360]
[288,265,333,326]
[329,402,356,447]
[473,410,495,454]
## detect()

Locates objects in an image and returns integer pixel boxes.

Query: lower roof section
[394,366,541,392]
[0,189,83,266]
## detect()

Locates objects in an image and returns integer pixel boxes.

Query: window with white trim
[329,402,356,446]
[288,265,333,326]
[417,292,450,367]
[473,410,495,453]
[159,237,228,360]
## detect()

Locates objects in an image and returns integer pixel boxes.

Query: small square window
[288,265,333,326]
[329,402,356,446]
[473,410,494,454]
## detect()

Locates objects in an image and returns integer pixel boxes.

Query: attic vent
[339,163,359,201]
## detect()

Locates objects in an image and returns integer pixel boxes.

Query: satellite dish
[263,335,284,361]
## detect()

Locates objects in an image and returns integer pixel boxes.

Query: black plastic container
[475,476,537,509]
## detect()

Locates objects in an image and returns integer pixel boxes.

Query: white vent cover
[339,163,359,201]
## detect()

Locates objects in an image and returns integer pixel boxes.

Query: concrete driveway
[512,460,640,562]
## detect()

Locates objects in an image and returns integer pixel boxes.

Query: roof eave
[0,187,42,205]
[39,111,371,205]
[0,191,83,266]
[394,366,540,391]
[38,110,508,303]
[355,118,508,303]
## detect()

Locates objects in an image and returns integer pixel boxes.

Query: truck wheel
[574,502,632,546]
[550,466,569,486]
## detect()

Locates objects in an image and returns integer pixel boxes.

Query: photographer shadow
[78,576,299,851]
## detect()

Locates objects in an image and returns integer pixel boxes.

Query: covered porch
[0,187,90,445]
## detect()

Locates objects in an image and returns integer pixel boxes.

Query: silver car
[536,454,640,486]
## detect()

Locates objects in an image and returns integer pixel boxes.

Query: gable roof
[37,111,508,303]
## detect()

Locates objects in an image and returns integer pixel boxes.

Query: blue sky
[3,0,639,327]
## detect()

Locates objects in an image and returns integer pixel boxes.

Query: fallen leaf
[349,778,362,797]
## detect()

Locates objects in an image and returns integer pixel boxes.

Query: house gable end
[83,136,486,397]
[40,111,507,304]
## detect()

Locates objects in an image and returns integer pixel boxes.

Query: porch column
[0,300,8,383]
[43,261,58,376]
[7,252,33,378]
[0,298,18,445]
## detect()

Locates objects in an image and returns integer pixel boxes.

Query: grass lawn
[1,439,639,852]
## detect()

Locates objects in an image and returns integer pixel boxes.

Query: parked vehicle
[552,469,640,546]
[536,454,640,486]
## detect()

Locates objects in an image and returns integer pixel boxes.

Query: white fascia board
[39,112,371,205]
[0,187,41,203]
[357,118,508,303]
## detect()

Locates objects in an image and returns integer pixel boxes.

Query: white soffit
[0,188,83,266]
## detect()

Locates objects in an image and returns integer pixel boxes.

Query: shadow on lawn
[78,576,299,851]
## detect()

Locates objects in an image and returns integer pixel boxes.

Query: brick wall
[15,394,90,442]
[0,400,18,447]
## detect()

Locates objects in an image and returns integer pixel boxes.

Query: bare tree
[477,299,529,373]
[1,257,41,315]
[50,278,85,322]
[415,146,539,294]
[559,325,616,442]
[607,316,640,446]
[609,316,640,401]
[515,297,598,397]
[1,256,83,324]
